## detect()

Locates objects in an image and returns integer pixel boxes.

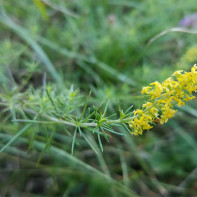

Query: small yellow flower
[142,102,152,108]
[172,96,185,107]
[141,86,151,94]
[160,107,177,124]
[183,94,195,101]
[134,109,143,115]
[172,70,183,76]
[149,107,158,117]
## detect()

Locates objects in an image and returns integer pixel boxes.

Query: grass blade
[0,10,62,85]
[148,27,197,45]
[0,124,31,153]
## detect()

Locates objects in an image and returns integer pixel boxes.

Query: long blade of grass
[38,37,136,85]
[0,9,62,85]
[148,27,197,45]
[33,141,138,197]
[0,132,138,196]
[0,124,31,153]
[119,148,129,187]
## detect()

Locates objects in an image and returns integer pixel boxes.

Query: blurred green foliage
[0,0,197,196]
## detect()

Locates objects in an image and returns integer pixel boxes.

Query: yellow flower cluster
[129,65,197,135]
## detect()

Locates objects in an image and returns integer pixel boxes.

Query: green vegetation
[0,0,197,196]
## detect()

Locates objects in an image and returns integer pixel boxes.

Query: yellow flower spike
[129,64,197,135]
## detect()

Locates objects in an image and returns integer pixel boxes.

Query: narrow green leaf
[103,99,110,116]
[78,127,83,136]
[46,89,58,113]
[103,126,125,136]
[80,129,98,155]
[71,127,78,155]
[125,105,134,114]
[80,91,91,119]
[100,127,109,142]
[97,132,103,152]
[36,129,56,166]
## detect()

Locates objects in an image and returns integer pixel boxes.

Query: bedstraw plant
[1,1,197,195]
[1,65,196,155]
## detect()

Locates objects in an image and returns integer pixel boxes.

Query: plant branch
[14,108,137,128]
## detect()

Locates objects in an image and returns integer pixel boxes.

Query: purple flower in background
[179,13,197,28]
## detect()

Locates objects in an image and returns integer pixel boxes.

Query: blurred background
[0,0,197,196]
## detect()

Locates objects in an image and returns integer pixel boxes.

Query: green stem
[21,108,137,128]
